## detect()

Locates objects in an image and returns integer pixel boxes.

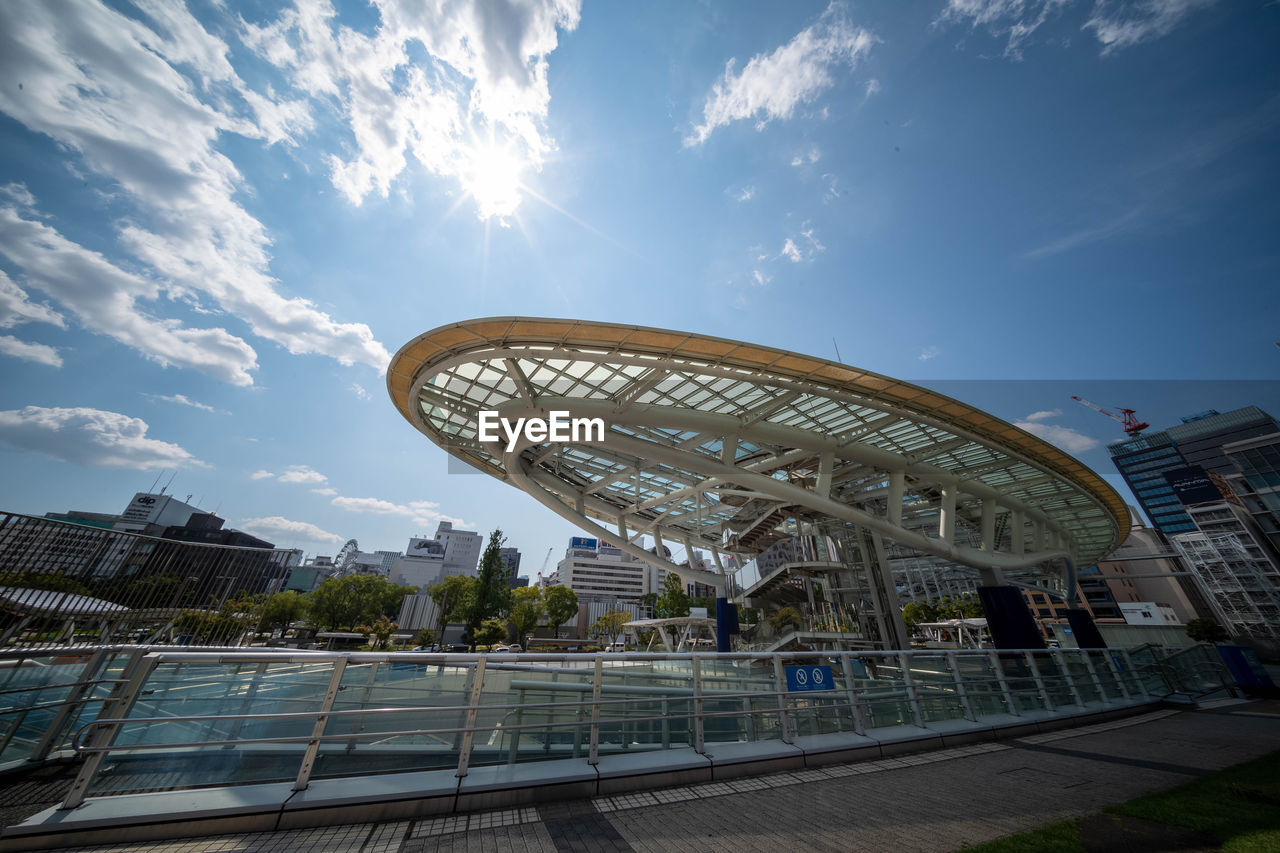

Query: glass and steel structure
[388,318,1127,647]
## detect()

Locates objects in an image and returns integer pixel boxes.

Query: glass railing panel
[1061,655,1100,704]
[87,659,337,795]
[1084,651,1124,702]
[904,654,965,723]
[313,657,479,778]
[993,654,1047,713]
[0,652,97,765]
[474,658,597,767]
[854,654,914,729]
[780,654,857,738]
[1028,653,1076,708]
[952,654,1008,717]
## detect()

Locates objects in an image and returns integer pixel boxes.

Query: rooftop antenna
[148,470,164,494]
[832,338,843,363]
[162,470,178,494]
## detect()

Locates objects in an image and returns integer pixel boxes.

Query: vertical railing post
[1121,649,1151,699]
[454,658,487,779]
[292,656,347,792]
[61,650,157,810]
[898,652,926,727]
[30,648,109,763]
[839,654,866,735]
[588,656,603,765]
[1055,650,1085,708]
[771,656,793,744]
[1080,651,1108,704]
[692,656,706,754]
[1024,651,1054,712]
[508,687,526,765]
[1102,650,1132,701]
[945,652,976,721]
[988,651,1019,716]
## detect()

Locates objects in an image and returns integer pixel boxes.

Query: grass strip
[961,749,1280,853]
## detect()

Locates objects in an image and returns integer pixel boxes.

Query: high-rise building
[552,537,663,601]
[1109,407,1280,537]
[435,521,482,574]
[499,547,522,587]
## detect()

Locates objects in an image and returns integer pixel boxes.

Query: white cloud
[0,3,391,380]
[751,269,772,287]
[351,383,371,400]
[780,226,826,263]
[865,78,881,97]
[1014,418,1100,453]
[250,469,275,480]
[686,3,875,146]
[1023,409,1062,422]
[0,335,62,367]
[0,268,65,330]
[242,0,581,220]
[0,204,260,386]
[938,0,1216,57]
[331,494,471,528]
[733,185,756,202]
[150,393,218,413]
[918,345,941,361]
[311,487,337,496]
[0,406,202,469]
[791,147,822,167]
[239,515,344,544]
[937,0,1071,58]
[278,465,328,484]
[1085,0,1218,53]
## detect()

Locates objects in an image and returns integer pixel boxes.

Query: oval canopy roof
[388,318,1126,582]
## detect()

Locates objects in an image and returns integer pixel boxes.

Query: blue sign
[785,665,834,692]
[569,536,598,550]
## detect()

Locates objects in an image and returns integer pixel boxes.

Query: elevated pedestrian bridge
[0,645,1235,850]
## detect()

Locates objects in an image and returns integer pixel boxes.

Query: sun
[461,141,526,221]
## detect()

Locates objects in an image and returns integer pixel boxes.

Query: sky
[0,0,1277,575]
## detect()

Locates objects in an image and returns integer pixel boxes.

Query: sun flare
[461,142,526,221]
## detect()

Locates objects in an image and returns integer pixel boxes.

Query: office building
[1109,407,1280,537]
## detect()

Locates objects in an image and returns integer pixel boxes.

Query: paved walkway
[17,703,1280,853]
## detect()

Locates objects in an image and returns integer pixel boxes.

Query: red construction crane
[1071,396,1149,436]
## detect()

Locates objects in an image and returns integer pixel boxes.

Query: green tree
[766,606,803,633]
[655,572,690,619]
[365,615,396,650]
[639,592,658,616]
[543,585,579,639]
[901,600,941,633]
[412,627,437,648]
[257,591,306,634]
[1186,617,1229,644]
[474,617,508,648]
[590,610,631,647]
[426,573,477,636]
[509,586,544,644]
[464,530,513,650]
[307,575,413,631]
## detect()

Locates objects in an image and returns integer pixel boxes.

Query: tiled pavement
[27,704,1280,853]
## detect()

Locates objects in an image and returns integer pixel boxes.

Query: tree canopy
[509,586,544,642]
[655,572,691,619]
[543,585,579,638]
[464,529,513,649]
[307,574,413,631]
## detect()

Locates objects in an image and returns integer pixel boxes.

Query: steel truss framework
[388,318,1127,636]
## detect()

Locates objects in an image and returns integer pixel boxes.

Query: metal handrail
[15,645,1166,811]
